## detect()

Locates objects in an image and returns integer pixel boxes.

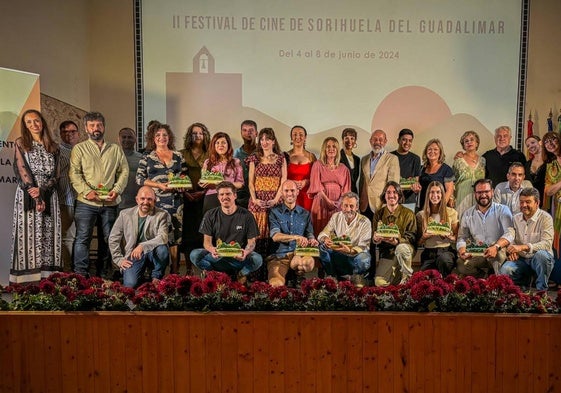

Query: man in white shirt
[493,162,532,214]
[500,187,554,291]
[318,192,371,286]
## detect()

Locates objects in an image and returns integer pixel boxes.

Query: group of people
[9,109,560,292]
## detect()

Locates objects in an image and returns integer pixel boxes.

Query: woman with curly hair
[136,121,188,273]
[543,132,561,253]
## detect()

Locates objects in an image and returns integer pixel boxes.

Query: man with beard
[372,181,417,286]
[69,112,129,277]
[493,162,532,214]
[267,180,319,287]
[318,192,372,287]
[190,181,262,284]
[500,187,554,291]
[457,179,514,278]
[109,186,171,288]
[390,128,422,211]
[359,129,400,278]
[233,120,257,208]
[359,129,400,218]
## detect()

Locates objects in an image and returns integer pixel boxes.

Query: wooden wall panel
[1,312,560,393]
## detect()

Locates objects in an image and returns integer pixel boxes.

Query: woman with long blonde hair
[308,137,351,235]
[416,181,459,277]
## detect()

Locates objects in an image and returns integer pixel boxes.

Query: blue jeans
[500,250,554,290]
[123,244,170,288]
[189,249,263,276]
[319,245,371,277]
[73,201,118,276]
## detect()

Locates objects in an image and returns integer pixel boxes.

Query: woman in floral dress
[136,121,188,273]
[453,131,485,220]
[10,109,61,284]
[247,128,287,261]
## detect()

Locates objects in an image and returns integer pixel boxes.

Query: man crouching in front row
[109,186,171,288]
[190,181,263,284]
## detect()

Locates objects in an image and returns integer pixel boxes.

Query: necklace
[464,154,478,164]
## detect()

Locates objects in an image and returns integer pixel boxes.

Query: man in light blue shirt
[267,180,318,286]
[457,179,514,277]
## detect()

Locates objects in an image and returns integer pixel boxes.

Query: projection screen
[139,0,525,159]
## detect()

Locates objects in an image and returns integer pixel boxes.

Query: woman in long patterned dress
[181,122,210,271]
[247,128,287,259]
[453,131,485,220]
[200,132,244,213]
[285,125,316,211]
[10,109,61,284]
[136,121,188,273]
[308,137,351,236]
[543,132,561,253]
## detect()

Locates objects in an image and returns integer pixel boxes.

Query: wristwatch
[494,244,501,251]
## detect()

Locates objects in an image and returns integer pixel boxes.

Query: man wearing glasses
[456,178,515,277]
[57,120,80,271]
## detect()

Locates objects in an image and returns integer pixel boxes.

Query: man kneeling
[109,186,171,288]
[190,181,262,283]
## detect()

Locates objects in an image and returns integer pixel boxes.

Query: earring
[353,143,357,148]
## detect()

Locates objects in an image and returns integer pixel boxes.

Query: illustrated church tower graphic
[166,46,242,132]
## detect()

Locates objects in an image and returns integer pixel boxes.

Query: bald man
[109,186,171,288]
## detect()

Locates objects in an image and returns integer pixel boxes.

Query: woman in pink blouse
[308,137,351,235]
[200,132,244,213]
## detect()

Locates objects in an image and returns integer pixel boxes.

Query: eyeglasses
[62,129,78,134]
[474,190,492,195]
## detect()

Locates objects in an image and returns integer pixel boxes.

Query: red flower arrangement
[1,271,558,314]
